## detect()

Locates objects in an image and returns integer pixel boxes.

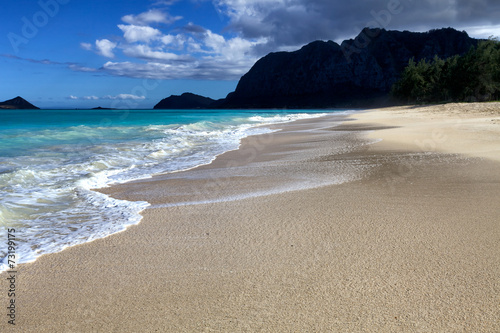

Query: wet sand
[2,103,499,332]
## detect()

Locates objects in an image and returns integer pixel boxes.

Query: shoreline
[2,103,499,332]
[0,109,342,274]
[96,110,361,206]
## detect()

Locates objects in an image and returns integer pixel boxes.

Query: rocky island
[0,96,39,109]
[154,92,217,109]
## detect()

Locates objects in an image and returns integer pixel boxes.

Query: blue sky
[1,0,499,109]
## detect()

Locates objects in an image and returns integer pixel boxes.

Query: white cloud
[68,64,97,72]
[76,4,273,80]
[160,34,187,50]
[152,0,179,6]
[122,44,188,62]
[121,9,182,26]
[118,24,162,43]
[80,42,92,51]
[95,39,117,58]
[78,19,268,81]
[160,34,175,45]
[203,30,264,60]
[102,56,255,80]
[102,94,146,100]
[215,0,285,18]
[186,36,203,53]
[68,94,146,100]
[204,30,226,52]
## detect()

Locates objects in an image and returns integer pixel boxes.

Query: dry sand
[1,103,499,332]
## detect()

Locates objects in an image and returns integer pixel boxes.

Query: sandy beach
[2,103,499,332]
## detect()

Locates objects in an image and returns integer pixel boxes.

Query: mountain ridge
[155,27,479,109]
[220,27,478,108]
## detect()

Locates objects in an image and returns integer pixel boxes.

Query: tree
[392,58,427,103]
[392,37,500,103]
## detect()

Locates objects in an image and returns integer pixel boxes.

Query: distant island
[92,106,115,110]
[154,92,219,109]
[0,96,39,109]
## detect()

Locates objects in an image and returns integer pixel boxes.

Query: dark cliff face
[0,96,40,109]
[154,92,216,109]
[222,28,477,108]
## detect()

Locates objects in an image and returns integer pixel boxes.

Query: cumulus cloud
[95,39,117,58]
[118,24,162,43]
[122,44,189,62]
[97,26,267,80]
[203,30,267,61]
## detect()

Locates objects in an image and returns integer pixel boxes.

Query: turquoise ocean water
[0,108,347,271]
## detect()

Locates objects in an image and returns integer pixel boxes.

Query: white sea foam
[0,110,341,272]
[248,112,329,123]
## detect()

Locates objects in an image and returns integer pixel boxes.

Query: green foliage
[392,38,500,103]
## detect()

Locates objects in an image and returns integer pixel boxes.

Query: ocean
[0,108,346,272]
